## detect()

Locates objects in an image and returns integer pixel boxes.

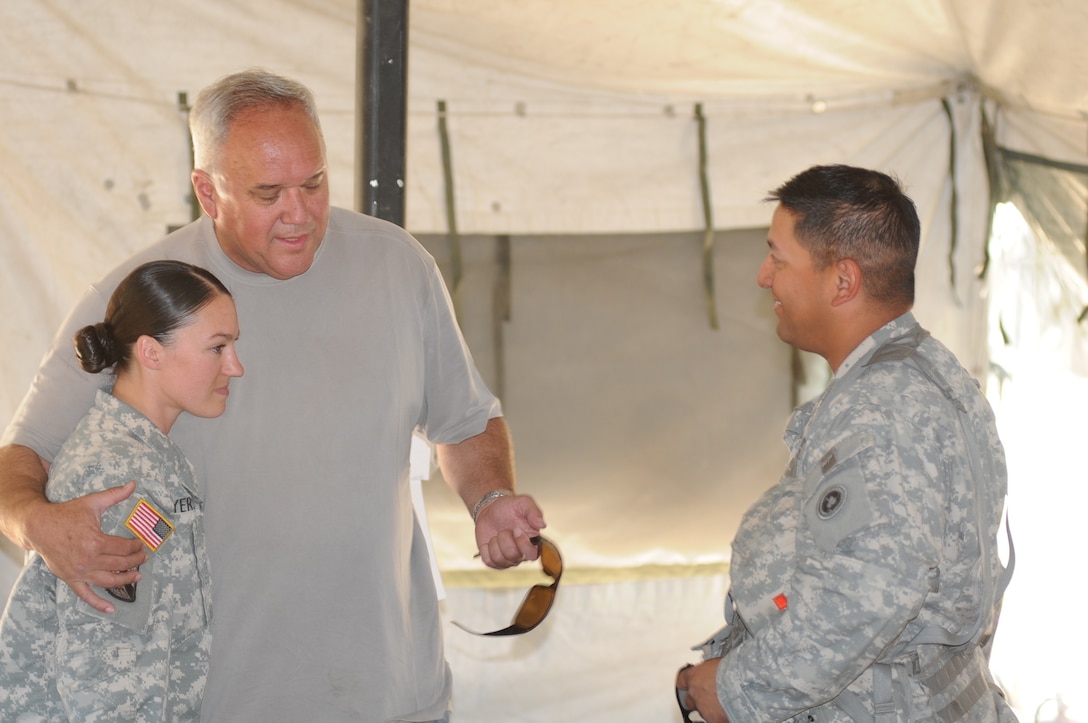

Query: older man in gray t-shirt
[0,70,545,722]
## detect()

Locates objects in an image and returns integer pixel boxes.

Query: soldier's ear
[830,258,862,307]
[134,335,164,370]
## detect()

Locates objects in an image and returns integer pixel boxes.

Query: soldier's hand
[676,659,730,723]
[26,481,148,614]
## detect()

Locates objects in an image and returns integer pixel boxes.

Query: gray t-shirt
[2,208,501,721]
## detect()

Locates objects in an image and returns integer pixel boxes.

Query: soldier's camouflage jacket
[710,314,1016,722]
[0,390,211,721]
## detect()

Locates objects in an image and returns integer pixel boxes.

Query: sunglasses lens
[511,585,556,629]
[452,536,563,636]
[538,537,563,579]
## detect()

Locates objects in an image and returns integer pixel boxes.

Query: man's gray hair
[189,68,321,172]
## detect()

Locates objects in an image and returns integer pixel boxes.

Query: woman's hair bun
[73,322,117,373]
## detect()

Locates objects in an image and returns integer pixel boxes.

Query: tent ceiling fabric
[407,0,1088,235]
[0,1,1084,236]
[413,0,1084,109]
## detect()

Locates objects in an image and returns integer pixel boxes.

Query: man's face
[195,104,331,280]
[756,205,839,356]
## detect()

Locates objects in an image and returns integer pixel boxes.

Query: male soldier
[677,165,1015,722]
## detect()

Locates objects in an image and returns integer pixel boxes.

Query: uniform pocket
[56,556,156,635]
[803,433,876,554]
[55,623,142,719]
[55,607,169,720]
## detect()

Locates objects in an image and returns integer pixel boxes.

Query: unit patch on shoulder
[107,575,139,604]
[817,485,847,519]
[125,498,174,551]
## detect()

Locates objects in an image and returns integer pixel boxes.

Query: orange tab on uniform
[773,593,788,611]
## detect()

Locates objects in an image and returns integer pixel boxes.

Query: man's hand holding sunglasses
[472,489,547,569]
[676,659,731,723]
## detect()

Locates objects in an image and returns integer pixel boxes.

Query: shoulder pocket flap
[804,434,876,553]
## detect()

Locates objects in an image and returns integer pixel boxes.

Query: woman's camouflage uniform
[0,390,211,720]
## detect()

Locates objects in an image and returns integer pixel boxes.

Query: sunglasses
[675,664,707,722]
[452,535,562,636]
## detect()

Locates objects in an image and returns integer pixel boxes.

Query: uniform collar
[833,311,918,380]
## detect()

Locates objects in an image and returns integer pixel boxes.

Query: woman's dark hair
[74,260,231,374]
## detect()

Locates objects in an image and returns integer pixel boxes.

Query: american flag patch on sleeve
[125,498,174,551]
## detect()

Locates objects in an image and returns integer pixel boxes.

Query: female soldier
[0,260,242,720]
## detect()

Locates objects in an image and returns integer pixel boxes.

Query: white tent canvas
[1,1,1086,719]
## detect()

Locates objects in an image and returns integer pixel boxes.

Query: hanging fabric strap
[437,99,463,320]
[940,98,961,297]
[492,235,512,400]
[694,103,719,330]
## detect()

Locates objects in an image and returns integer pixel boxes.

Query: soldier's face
[756,205,839,357]
[154,293,244,423]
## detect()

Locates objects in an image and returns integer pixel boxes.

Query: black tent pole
[356,0,409,226]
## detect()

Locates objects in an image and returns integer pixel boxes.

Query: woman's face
[154,293,244,422]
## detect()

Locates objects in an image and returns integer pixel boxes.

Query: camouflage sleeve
[47,423,159,539]
[719,402,945,721]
